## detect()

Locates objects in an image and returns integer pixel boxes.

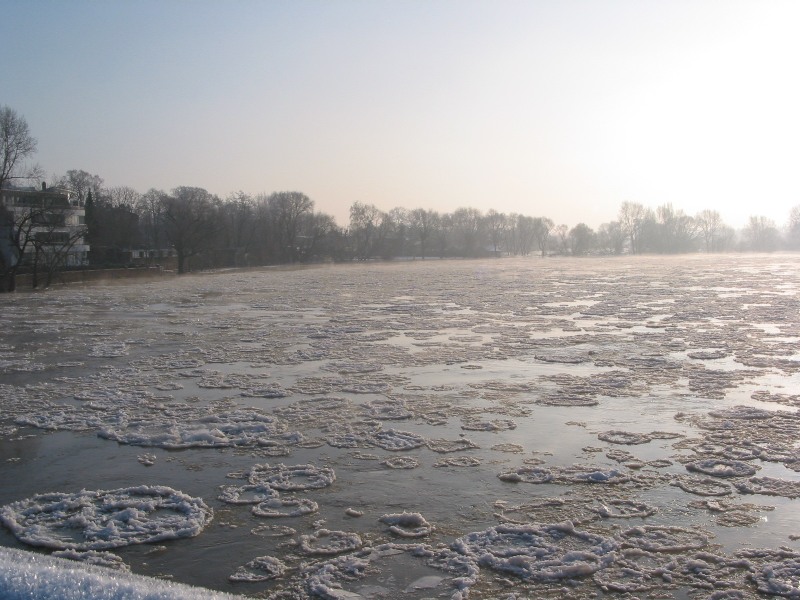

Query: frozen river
[1,254,799,599]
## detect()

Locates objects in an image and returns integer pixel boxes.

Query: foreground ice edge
[0,547,249,600]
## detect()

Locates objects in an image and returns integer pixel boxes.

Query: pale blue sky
[4,0,799,229]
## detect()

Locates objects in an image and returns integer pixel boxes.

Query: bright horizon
[4,1,799,230]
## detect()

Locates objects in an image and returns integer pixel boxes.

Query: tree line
[68,175,800,271]
[3,105,800,286]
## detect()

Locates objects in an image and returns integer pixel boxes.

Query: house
[0,183,90,268]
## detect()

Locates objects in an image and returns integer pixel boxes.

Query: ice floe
[0,485,212,550]
[301,542,477,600]
[453,522,617,582]
[299,529,363,555]
[460,418,517,432]
[229,555,287,582]
[597,430,653,445]
[592,499,658,519]
[251,496,319,518]
[735,476,800,498]
[381,456,420,469]
[619,525,711,553]
[685,458,759,478]
[218,484,277,505]
[98,410,289,449]
[379,512,433,538]
[434,455,482,468]
[371,428,425,451]
[247,463,336,491]
[426,437,479,453]
[672,475,734,497]
[498,464,633,486]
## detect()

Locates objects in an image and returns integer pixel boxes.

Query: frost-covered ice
[619,525,711,553]
[686,458,759,478]
[371,428,426,451]
[736,476,800,498]
[426,437,479,453]
[0,486,212,550]
[51,549,130,572]
[298,529,363,555]
[251,496,319,518]
[99,409,289,449]
[381,455,420,469]
[3,255,800,598]
[379,512,433,537]
[247,463,336,491]
[452,521,618,582]
[433,455,482,468]
[218,484,277,505]
[0,547,245,599]
[228,555,286,582]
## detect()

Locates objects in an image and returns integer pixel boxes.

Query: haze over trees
[2,105,800,285]
[26,178,800,273]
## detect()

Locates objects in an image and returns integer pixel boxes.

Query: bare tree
[107,186,141,209]
[696,209,725,253]
[161,187,221,273]
[553,224,569,255]
[618,201,648,254]
[409,208,439,260]
[0,106,41,192]
[135,189,168,259]
[532,217,553,257]
[451,207,484,257]
[268,191,314,263]
[484,209,508,256]
[29,220,88,288]
[52,170,105,248]
[507,214,536,256]
[1,107,44,290]
[745,216,779,252]
[384,207,410,259]
[90,195,141,264]
[435,213,453,258]
[788,205,800,250]
[54,170,104,204]
[596,221,626,255]
[218,191,257,267]
[349,202,385,259]
[568,223,595,256]
[296,212,339,261]
[1,204,35,291]
[651,204,697,253]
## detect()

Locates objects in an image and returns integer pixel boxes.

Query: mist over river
[1,255,800,599]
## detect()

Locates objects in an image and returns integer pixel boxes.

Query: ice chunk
[229,555,286,582]
[0,485,212,550]
[247,463,336,491]
[379,512,433,538]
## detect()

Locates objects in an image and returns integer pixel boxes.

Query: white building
[0,183,89,268]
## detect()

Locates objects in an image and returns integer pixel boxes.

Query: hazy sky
[4,1,799,229]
